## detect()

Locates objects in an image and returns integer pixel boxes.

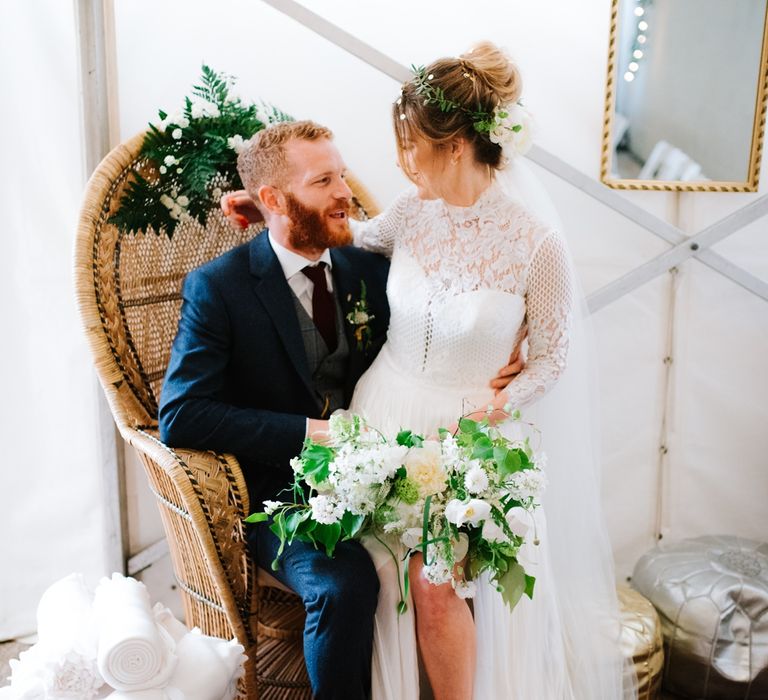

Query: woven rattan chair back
[74,131,379,699]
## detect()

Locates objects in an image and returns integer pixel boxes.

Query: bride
[346,42,632,700]
[222,40,632,699]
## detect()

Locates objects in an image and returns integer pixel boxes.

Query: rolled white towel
[36,573,98,659]
[8,641,104,700]
[152,604,188,644]
[165,629,246,700]
[93,574,177,691]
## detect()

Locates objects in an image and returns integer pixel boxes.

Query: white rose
[159,194,174,209]
[172,128,182,140]
[351,310,370,324]
[159,165,167,174]
[405,441,447,497]
[489,103,534,157]
[444,498,491,527]
[176,195,189,207]
[163,155,177,166]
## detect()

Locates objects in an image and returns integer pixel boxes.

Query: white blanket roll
[93,574,177,691]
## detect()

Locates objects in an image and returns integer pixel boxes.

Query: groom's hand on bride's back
[490,345,526,395]
[221,190,263,230]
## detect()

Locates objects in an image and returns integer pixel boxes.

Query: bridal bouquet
[246,413,546,612]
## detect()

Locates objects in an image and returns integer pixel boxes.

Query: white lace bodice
[352,183,574,410]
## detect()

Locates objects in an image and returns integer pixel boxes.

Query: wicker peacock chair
[73,131,380,699]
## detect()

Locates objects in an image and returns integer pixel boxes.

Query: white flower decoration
[309,495,344,525]
[464,463,489,495]
[262,500,282,515]
[227,134,247,154]
[453,579,477,599]
[488,102,534,157]
[444,498,491,527]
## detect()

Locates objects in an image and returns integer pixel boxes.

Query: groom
[159,120,389,699]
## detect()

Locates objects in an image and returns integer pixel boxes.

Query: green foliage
[109,65,293,237]
[497,561,527,609]
[396,429,424,448]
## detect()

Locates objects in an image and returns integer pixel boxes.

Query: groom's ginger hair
[237,120,334,198]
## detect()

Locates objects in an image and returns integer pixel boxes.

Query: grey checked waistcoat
[290,289,349,417]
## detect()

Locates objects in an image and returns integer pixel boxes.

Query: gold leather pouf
[632,536,768,699]
[619,584,665,700]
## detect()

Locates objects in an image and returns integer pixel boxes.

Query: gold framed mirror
[601,0,768,192]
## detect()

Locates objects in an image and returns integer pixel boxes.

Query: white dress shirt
[267,232,334,437]
[267,232,333,319]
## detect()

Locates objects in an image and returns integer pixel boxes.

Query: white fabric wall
[2,0,766,637]
[0,2,109,639]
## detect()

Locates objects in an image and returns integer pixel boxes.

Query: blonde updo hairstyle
[394,41,521,180]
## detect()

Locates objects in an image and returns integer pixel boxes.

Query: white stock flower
[309,495,344,525]
[464,463,489,495]
[262,500,282,515]
[505,506,532,538]
[405,441,447,497]
[508,469,548,502]
[289,457,302,474]
[482,519,508,543]
[453,579,477,599]
[422,558,453,585]
[444,499,492,527]
[227,134,247,153]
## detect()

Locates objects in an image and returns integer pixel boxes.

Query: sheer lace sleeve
[502,229,574,410]
[351,189,413,257]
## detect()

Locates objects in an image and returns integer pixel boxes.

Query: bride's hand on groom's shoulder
[221,190,263,230]
[490,345,526,395]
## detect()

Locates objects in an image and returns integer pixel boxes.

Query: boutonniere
[346,280,375,352]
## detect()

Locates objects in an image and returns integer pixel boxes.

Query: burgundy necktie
[301,262,337,352]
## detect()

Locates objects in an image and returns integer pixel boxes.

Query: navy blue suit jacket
[158,230,390,505]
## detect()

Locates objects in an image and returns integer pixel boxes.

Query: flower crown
[403,64,533,157]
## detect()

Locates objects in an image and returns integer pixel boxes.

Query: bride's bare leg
[409,554,475,700]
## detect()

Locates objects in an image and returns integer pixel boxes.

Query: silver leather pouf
[632,535,768,699]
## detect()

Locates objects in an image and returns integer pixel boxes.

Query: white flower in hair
[489,102,534,157]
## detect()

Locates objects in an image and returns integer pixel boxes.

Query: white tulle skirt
[349,347,577,700]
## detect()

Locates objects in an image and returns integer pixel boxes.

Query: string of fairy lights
[624,0,653,82]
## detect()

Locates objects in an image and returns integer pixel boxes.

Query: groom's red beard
[285,193,352,252]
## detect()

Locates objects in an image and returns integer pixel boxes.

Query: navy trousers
[248,523,379,699]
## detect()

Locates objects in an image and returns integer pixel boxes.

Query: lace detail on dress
[351,190,412,257]
[354,182,574,406]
